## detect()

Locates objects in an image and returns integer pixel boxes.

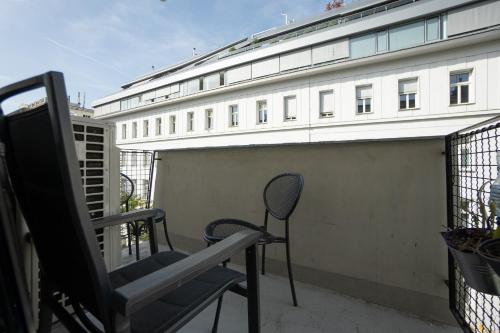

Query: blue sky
[0,0,331,111]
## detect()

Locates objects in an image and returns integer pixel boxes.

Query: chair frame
[0,72,262,333]
[260,173,304,307]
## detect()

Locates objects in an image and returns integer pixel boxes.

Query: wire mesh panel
[446,118,500,333]
[120,150,156,209]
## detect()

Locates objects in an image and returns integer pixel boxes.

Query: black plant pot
[478,238,500,277]
[441,230,500,296]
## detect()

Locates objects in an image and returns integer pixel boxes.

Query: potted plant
[442,181,500,295]
[478,238,500,277]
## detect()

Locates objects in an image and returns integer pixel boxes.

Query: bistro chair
[121,172,174,260]
[204,173,304,310]
[0,72,262,333]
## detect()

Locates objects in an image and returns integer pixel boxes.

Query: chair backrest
[263,173,304,221]
[0,72,113,329]
[120,172,135,211]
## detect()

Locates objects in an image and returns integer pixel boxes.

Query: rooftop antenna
[281,11,289,25]
[152,65,155,71]
[192,47,197,57]
[77,92,81,106]
[83,92,86,108]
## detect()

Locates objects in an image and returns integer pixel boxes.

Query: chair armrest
[112,229,262,316]
[92,209,161,229]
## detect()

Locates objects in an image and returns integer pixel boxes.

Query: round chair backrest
[120,173,134,210]
[263,173,304,221]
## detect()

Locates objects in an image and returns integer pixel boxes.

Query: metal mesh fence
[119,150,156,250]
[446,118,500,333]
[120,150,156,210]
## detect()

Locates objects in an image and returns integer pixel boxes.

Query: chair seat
[203,218,282,245]
[109,251,244,333]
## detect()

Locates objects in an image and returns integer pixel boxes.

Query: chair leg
[37,300,53,333]
[211,296,224,333]
[134,223,140,261]
[261,244,266,275]
[126,223,132,255]
[285,241,298,307]
[246,244,261,333]
[162,218,174,251]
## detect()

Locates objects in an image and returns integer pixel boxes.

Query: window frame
[169,115,176,134]
[205,109,214,130]
[257,100,268,125]
[229,104,239,127]
[319,90,334,118]
[449,70,472,106]
[398,77,419,111]
[155,117,162,136]
[121,124,127,139]
[143,119,149,137]
[132,122,138,138]
[355,84,373,115]
[187,112,194,132]
[283,95,297,121]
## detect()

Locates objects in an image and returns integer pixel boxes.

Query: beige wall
[154,138,454,324]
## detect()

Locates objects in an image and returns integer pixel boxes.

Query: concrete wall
[153,138,453,324]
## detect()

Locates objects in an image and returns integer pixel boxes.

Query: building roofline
[121,38,247,89]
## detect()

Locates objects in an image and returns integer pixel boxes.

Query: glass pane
[365,98,371,112]
[458,73,469,83]
[377,31,388,52]
[450,86,458,104]
[350,33,376,59]
[357,99,364,113]
[450,74,458,85]
[426,17,440,41]
[460,85,469,103]
[389,20,425,51]
[408,93,416,108]
[400,94,406,109]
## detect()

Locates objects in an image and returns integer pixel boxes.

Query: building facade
[92,0,500,150]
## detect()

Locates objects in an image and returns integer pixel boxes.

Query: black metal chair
[121,173,175,260]
[204,173,304,308]
[0,72,262,333]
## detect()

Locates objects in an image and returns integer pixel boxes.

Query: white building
[92,0,500,149]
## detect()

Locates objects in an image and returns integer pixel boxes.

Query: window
[350,33,376,59]
[132,122,137,138]
[257,100,268,124]
[131,152,137,166]
[389,20,425,51]
[376,31,388,52]
[155,118,162,135]
[460,147,471,169]
[319,90,334,117]
[121,124,127,139]
[187,112,194,131]
[220,72,225,86]
[398,78,418,110]
[143,120,149,137]
[121,153,126,166]
[205,109,214,130]
[169,115,176,134]
[284,96,297,121]
[356,85,372,114]
[450,71,471,105]
[229,105,239,127]
[143,154,149,167]
[426,17,440,41]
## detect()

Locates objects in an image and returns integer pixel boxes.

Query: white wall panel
[226,65,252,84]
[280,49,312,71]
[252,57,279,78]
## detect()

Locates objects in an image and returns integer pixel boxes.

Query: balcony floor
[117,242,460,333]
